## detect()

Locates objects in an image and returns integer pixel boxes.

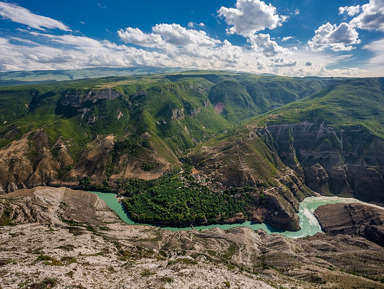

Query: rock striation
[315,202,384,246]
[261,122,384,203]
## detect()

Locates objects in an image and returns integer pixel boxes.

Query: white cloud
[271,58,297,67]
[188,22,205,28]
[0,25,369,77]
[0,2,70,31]
[363,38,384,75]
[339,5,361,16]
[308,22,360,52]
[282,36,293,42]
[248,33,287,56]
[350,0,384,31]
[218,0,286,37]
[1,30,369,77]
[152,24,218,46]
[118,24,219,48]
[117,27,164,48]
[0,1,373,78]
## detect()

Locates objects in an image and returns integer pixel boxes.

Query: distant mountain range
[0,67,186,87]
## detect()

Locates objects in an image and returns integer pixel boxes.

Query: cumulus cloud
[0,2,370,78]
[117,27,164,48]
[218,0,286,37]
[308,22,360,51]
[188,22,205,28]
[350,0,384,31]
[118,24,219,48]
[1,25,359,77]
[339,5,361,16]
[271,58,296,67]
[0,2,70,31]
[152,24,218,46]
[248,33,287,56]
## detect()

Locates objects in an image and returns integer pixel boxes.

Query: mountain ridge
[0,72,383,230]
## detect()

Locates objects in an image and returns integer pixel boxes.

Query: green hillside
[261,77,384,138]
[0,72,336,228]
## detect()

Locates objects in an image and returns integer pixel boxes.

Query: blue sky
[0,0,383,76]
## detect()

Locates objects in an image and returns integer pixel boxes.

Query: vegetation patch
[35,255,62,266]
[122,172,252,225]
[27,278,58,289]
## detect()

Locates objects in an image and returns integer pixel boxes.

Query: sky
[0,0,383,77]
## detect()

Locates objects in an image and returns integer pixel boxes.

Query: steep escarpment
[0,76,220,193]
[260,122,384,202]
[315,203,384,246]
[257,77,384,204]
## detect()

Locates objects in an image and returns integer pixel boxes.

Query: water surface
[91,192,378,238]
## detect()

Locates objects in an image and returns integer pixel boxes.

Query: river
[91,191,379,238]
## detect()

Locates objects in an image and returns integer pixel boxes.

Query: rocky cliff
[59,88,121,109]
[260,122,384,203]
[315,202,384,246]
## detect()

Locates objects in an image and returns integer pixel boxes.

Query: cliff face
[59,88,121,109]
[0,130,63,193]
[260,122,384,203]
[315,203,384,246]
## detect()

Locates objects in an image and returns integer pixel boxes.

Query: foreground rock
[1,187,384,289]
[315,202,384,246]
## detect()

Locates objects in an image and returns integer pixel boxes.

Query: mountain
[188,78,384,229]
[257,77,384,203]
[6,72,384,230]
[0,67,185,87]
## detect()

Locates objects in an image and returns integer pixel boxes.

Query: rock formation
[315,202,384,246]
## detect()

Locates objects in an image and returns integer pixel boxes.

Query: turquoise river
[91,192,382,238]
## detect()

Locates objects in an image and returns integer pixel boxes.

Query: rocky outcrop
[190,107,201,117]
[260,122,384,203]
[59,88,121,109]
[0,130,62,193]
[0,187,118,226]
[315,203,384,246]
[171,108,185,121]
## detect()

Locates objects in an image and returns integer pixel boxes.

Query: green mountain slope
[0,72,335,229]
[203,77,384,204]
[261,77,384,138]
